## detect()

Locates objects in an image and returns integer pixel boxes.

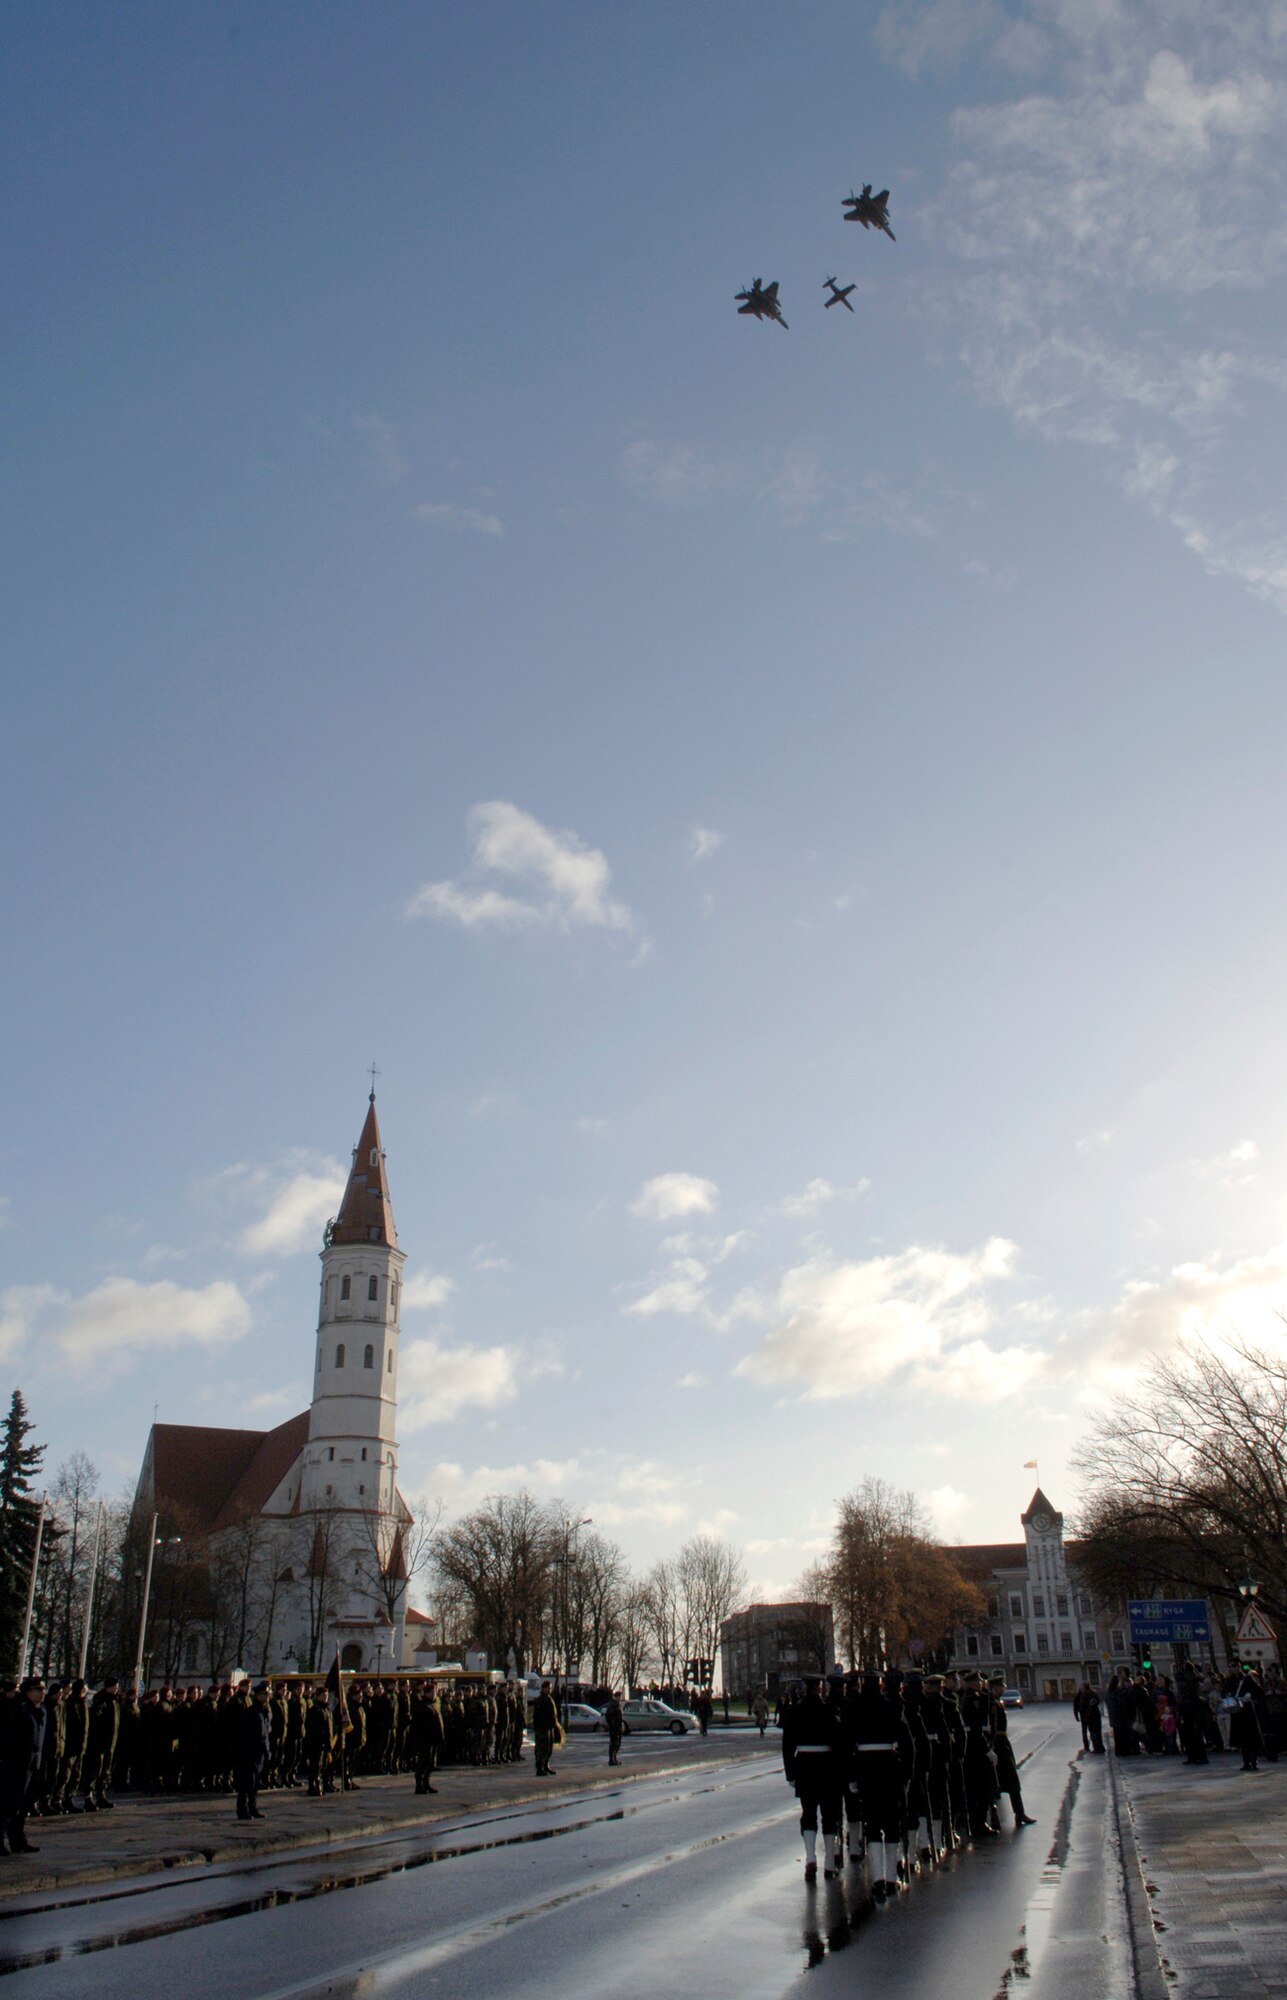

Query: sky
[5,0,1287,1600]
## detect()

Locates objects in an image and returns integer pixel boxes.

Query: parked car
[619,1699,693,1735]
[562,1702,609,1732]
[1000,1687,1024,1708]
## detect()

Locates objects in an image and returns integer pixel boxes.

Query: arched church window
[341,1276,351,1301]
[391,1279,399,1314]
[364,1344,374,1369]
[361,1447,367,1461]
[368,1276,378,1302]
[336,1343,346,1368]
[328,1447,334,1461]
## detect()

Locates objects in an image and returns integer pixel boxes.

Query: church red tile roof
[329,1095,398,1248]
[213,1411,310,1530]
[142,1413,309,1535]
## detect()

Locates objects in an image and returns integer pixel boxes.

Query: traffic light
[1140,1654,1152,1674]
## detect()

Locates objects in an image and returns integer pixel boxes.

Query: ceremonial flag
[1023,1459,1038,1469]
[325,1646,352,1733]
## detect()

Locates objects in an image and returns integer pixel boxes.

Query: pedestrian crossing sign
[1234,1604,1277,1645]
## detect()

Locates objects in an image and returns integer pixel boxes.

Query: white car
[619,1699,693,1735]
[562,1702,609,1732]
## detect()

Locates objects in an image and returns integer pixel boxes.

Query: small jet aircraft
[736,278,788,328]
[843,185,895,239]
[823,276,856,311]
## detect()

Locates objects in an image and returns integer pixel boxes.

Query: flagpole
[336,1641,346,1794]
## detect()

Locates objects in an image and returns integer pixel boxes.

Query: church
[132,1094,430,1678]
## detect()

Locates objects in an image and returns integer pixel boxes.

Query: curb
[0,1743,764,1907]
[1105,1753,1170,2000]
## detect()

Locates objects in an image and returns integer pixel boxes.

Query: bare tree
[643,1557,685,1689]
[1074,1333,1287,1625]
[678,1535,748,1685]
[431,1490,556,1675]
[821,1478,982,1668]
[615,1579,652,1691]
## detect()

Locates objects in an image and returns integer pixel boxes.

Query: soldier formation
[0,1672,532,1853]
[780,1666,1033,1898]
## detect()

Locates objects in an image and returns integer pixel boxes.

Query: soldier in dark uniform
[919,1674,955,1855]
[81,1676,120,1810]
[939,1671,969,1846]
[304,1687,334,1793]
[233,1683,272,1819]
[987,1677,1035,1825]
[602,1691,624,1766]
[0,1677,47,1855]
[844,1670,913,1900]
[900,1672,937,1864]
[782,1672,846,1879]
[57,1679,89,1813]
[409,1685,444,1792]
[532,1680,560,1776]
[959,1671,999,1838]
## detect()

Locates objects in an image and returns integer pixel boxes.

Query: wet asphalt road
[0,1714,1134,2000]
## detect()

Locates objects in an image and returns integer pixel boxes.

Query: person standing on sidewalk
[233,1683,272,1820]
[81,1676,120,1811]
[532,1681,560,1776]
[602,1692,624,1766]
[0,1678,47,1856]
[1231,1670,1270,1772]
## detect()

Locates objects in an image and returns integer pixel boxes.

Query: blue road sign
[1127,1598,1211,1644]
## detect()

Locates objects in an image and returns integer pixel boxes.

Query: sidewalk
[1113,1749,1287,2000]
[0,1732,769,1906]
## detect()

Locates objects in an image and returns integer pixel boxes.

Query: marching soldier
[782,1671,846,1880]
[919,1674,955,1857]
[900,1671,937,1865]
[959,1671,999,1838]
[844,1670,913,1901]
[939,1671,969,1845]
[987,1677,1035,1826]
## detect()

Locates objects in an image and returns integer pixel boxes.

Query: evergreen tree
[0,1389,46,1657]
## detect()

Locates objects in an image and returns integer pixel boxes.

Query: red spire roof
[329,1095,398,1249]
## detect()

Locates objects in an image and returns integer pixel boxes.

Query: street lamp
[560,1517,592,1724]
[15,1495,48,1679]
[1238,1573,1261,1602]
[132,1514,182,1695]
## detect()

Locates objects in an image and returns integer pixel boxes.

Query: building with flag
[130,1094,420,1679]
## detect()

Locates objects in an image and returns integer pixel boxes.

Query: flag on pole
[1023,1459,1038,1469]
[325,1645,351,1734]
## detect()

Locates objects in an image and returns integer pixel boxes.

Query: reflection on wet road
[0,1716,1133,2000]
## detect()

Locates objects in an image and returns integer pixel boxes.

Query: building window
[368,1275,378,1302]
[1083,1629,1096,1651]
[358,1484,364,1495]
[1013,1632,1026,1653]
[1010,1595,1023,1618]
[1056,1593,1068,1617]
[364,1343,374,1369]
[987,1596,999,1619]
[1037,1633,1049,1656]
[1110,1630,1125,1654]
[327,1447,334,1461]
[392,1280,399,1314]
[341,1276,351,1300]
[1033,1595,1045,1617]
[1016,1665,1031,1691]
[325,1483,332,1496]
[966,1634,979,1657]
[369,1226,380,1241]
[1060,1631,1073,1654]
[336,1343,345,1367]
[361,1447,367,1461]
[387,1351,392,1372]
[1079,1594,1093,1617]
[990,1634,1004,1657]
[1088,1662,1101,1685]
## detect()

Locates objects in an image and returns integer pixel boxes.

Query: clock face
[1031,1512,1051,1532]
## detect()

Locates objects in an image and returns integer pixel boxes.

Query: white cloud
[926,1484,973,1536]
[676,1370,708,1389]
[0,1283,62,1360]
[735,1236,1040,1401]
[1075,1128,1115,1155]
[688,825,725,861]
[904,11,1287,610]
[399,1336,519,1428]
[408,801,638,937]
[618,440,736,506]
[1092,1239,1287,1375]
[626,1257,711,1319]
[779,1176,872,1216]
[411,501,504,536]
[51,1277,254,1366]
[630,1172,720,1222]
[1186,1138,1260,1188]
[401,1270,455,1311]
[239,1162,347,1257]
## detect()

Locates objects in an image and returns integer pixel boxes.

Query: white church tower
[301,1090,407,1521]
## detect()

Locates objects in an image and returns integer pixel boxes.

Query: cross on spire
[368,1062,380,1102]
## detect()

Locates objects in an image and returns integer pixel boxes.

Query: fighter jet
[843,184,895,240]
[823,276,856,312]
[736,278,788,328]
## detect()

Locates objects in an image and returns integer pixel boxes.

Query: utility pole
[77,1500,106,1681]
[16,1494,47,1678]
[132,1511,160,1695]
